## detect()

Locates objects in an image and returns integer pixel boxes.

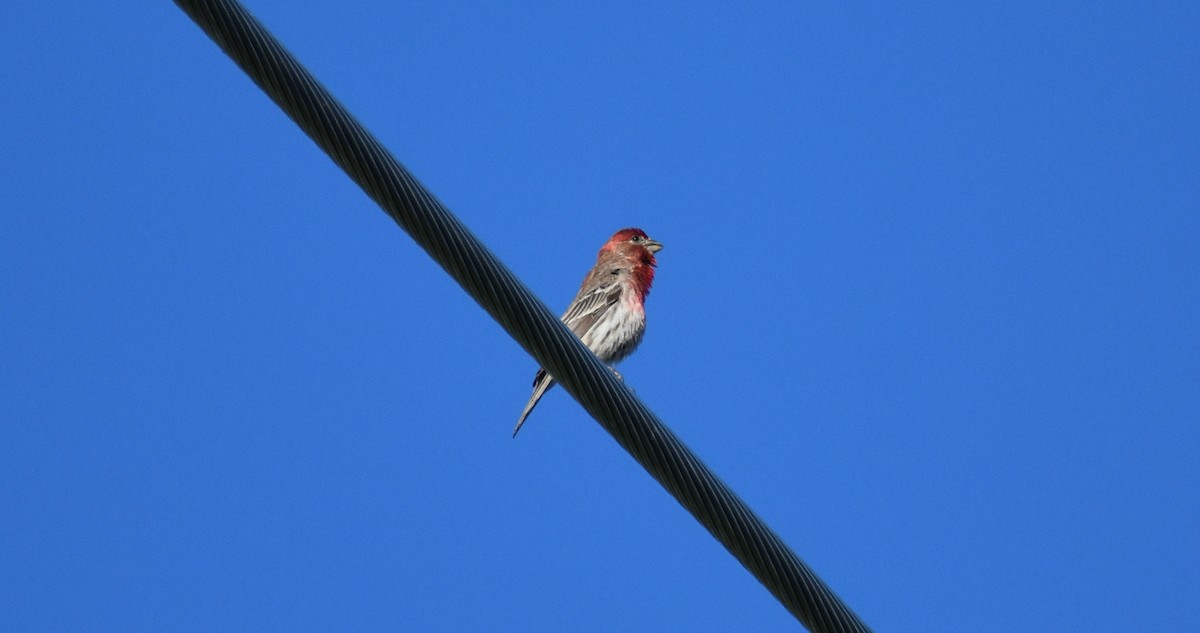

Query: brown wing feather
[559,264,625,342]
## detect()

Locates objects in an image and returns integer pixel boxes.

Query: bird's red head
[598,228,663,303]
[600,227,663,267]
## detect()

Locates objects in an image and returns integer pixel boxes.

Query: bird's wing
[558,268,625,341]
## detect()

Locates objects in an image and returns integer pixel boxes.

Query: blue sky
[2,2,1197,631]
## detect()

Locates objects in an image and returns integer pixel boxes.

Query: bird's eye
[631,235,641,242]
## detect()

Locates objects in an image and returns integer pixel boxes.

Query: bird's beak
[644,238,663,253]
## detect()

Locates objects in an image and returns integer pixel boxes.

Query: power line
[173,1,874,631]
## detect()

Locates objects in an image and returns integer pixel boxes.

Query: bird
[513,227,663,437]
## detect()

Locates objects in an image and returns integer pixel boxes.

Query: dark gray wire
[172,1,874,631]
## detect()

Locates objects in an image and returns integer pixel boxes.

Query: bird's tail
[513,369,556,437]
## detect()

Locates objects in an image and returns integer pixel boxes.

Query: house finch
[513,228,664,437]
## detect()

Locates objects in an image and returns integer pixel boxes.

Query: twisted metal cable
[173,1,874,631]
